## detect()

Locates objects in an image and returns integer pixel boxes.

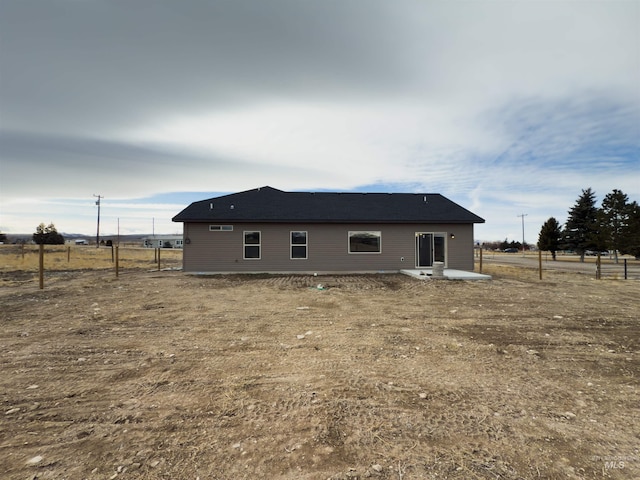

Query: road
[478,252,640,280]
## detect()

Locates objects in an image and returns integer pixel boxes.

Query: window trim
[290,230,308,260]
[348,231,382,254]
[243,230,261,260]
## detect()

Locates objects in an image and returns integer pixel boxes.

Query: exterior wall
[182,222,476,273]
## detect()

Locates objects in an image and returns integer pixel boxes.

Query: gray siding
[182,222,476,273]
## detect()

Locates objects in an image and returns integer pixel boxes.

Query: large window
[244,231,261,259]
[291,231,307,259]
[349,231,381,253]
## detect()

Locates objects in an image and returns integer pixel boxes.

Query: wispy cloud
[1,1,638,240]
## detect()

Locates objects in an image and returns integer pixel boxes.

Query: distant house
[172,186,484,274]
[143,235,184,249]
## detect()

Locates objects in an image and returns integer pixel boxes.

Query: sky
[1,0,638,243]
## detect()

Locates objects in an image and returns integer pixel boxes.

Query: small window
[349,231,381,254]
[244,231,261,259]
[210,225,233,231]
[291,231,307,259]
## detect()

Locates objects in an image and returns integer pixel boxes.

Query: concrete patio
[401,269,491,280]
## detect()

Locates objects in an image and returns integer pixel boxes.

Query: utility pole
[517,213,528,257]
[94,194,103,248]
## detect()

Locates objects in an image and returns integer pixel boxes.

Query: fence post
[538,249,542,280]
[67,246,71,263]
[624,258,627,280]
[157,247,161,271]
[39,244,44,289]
[115,246,119,277]
[596,254,601,280]
[479,247,483,273]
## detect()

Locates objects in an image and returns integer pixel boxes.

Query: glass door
[416,233,433,267]
[434,234,445,263]
[415,233,446,267]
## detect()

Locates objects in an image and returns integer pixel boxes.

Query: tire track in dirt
[2,269,639,479]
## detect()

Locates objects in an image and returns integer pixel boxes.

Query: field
[0,244,183,276]
[1,246,639,479]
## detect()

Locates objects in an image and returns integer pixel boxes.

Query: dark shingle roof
[172,186,484,224]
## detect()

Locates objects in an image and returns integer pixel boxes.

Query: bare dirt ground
[1,260,639,479]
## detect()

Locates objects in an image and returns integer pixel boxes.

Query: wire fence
[476,250,640,281]
[0,244,182,287]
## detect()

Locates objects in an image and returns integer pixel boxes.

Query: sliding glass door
[415,233,446,267]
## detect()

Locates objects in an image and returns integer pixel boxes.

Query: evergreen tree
[33,223,46,244]
[537,217,562,260]
[563,188,598,262]
[599,189,629,262]
[33,223,65,245]
[620,201,640,259]
[499,239,521,251]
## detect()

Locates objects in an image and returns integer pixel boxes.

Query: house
[172,186,484,274]
[142,235,184,249]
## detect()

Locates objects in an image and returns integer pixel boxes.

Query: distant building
[65,239,89,245]
[143,235,184,249]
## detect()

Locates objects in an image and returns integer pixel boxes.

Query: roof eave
[173,218,485,224]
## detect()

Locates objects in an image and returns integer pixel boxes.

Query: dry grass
[0,244,182,274]
[478,263,587,283]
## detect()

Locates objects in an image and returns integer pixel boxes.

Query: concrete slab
[401,269,491,281]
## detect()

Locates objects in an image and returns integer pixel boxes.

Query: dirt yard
[1,262,639,479]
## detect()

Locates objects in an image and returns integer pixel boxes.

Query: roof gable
[172,186,484,224]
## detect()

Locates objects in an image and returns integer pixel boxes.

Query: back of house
[172,186,484,274]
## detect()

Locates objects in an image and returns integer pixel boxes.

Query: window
[349,231,381,253]
[244,231,261,259]
[210,225,233,231]
[291,231,307,259]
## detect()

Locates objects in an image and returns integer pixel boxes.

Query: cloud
[0,1,416,135]
[1,0,638,239]
[3,1,635,134]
